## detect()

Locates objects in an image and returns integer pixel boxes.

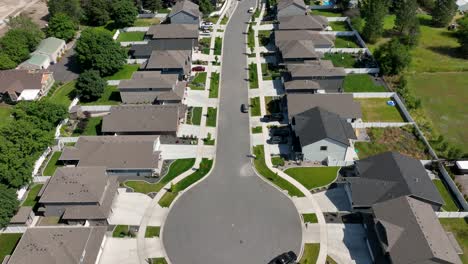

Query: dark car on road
[263,113,283,122]
[192,66,206,72]
[268,251,297,264]
[241,104,248,113]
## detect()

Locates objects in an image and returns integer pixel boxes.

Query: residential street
[161,1,302,263]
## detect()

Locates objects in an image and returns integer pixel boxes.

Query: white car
[202,21,214,26]
[248,7,254,13]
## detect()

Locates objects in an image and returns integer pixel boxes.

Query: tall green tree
[6,15,44,50]
[76,70,107,101]
[394,0,420,45]
[457,15,468,58]
[374,38,411,75]
[111,0,139,28]
[431,0,457,27]
[0,30,31,63]
[47,0,82,22]
[143,0,163,13]
[83,0,111,26]
[360,0,389,43]
[75,28,127,76]
[0,53,16,70]
[0,184,19,228]
[46,13,78,42]
[199,0,214,15]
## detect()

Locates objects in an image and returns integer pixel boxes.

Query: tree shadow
[418,15,433,26]
[428,46,463,59]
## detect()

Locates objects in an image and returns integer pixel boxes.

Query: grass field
[22,184,44,207]
[73,117,102,136]
[439,218,467,264]
[133,18,160,26]
[206,107,217,127]
[334,36,361,48]
[0,105,12,128]
[252,145,305,197]
[303,213,318,223]
[49,81,76,107]
[145,226,161,238]
[299,244,320,264]
[81,85,121,105]
[105,64,139,80]
[407,72,468,152]
[0,233,22,261]
[117,32,145,42]
[209,72,220,98]
[43,151,62,176]
[329,21,351,31]
[190,107,202,125]
[250,97,261,116]
[343,74,386,92]
[285,167,340,189]
[356,98,405,122]
[432,179,459,212]
[190,72,207,90]
[249,63,259,88]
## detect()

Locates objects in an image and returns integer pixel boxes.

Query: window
[320,146,328,151]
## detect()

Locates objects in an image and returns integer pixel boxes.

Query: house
[102,104,186,135]
[59,136,163,176]
[291,107,356,163]
[38,166,118,225]
[146,24,199,49]
[277,0,307,18]
[33,37,66,64]
[276,40,324,63]
[286,93,362,122]
[118,71,186,104]
[284,80,329,94]
[0,70,55,102]
[371,196,462,264]
[140,49,192,78]
[342,152,444,211]
[278,15,328,31]
[275,30,335,49]
[18,53,51,70]
[130,39,194,59]
[168,0,201,25]
[9,206,34,228]
[285,61,346,91]
[5,226,107,264]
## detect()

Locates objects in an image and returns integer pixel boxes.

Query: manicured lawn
[159,159,213,207]
[80,85,121,105]
[49,81,76,107]
[303,213,318,223]
[22,184,43,207]
[299,243,320,264]
[432,179,459,212]
[324,53,357,68]
[252,126,262,133]
[326,256,338,264]
[104,64,139,80]
[0,233,22,261]
[124,159,195,194]
[221,15,229,25]
[206,107,217,127]
[252,145,305,197]
[310,9,342,17]
[214,37,222,56]
[250,97,261,116]
[407,72,468,152]
[271,156,285,166]
[190,107,203,125]
[334,36,361,48]
[261,63,281,80]
[117,32,145,42]
[43,151,62,176]
[247,24,255,52]
[284,167,340,189]
[329,21,350,31]
[0,105,12,128]
[203,133,215,145]
[150,258,168,264]
[204,15,219,24]
[258,30,271,46]
[133,18,160,26]
[199,37,211,54]
[112,225,130,238]
[145,226,161,238]
[209,72,220,98]
[343,74,386,92]
[354,127,430,160]
[249,63,259,88]
[356,98,405,122]
[439,218,468,264]
[189,72,207,90]
[265,96,280,114]
[72,117,103,136]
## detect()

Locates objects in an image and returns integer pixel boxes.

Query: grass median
[250,97,261,116]
[248,63,259,89]
[206,107,217,127]
[209,72,220,98]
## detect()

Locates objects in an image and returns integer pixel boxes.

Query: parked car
[241,104,248,113]
[270,127,290,136]
[263,113,283,122]
[268,251,297,264]
[268,136,288,144]
[202,21,214,27]
[248,7,254,13]
[192,66,206,72]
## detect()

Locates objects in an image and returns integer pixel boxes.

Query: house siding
[170,11,199,25]
[278,5,306,18]
[302,138,348,162]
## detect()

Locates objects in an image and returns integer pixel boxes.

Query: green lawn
[204,15,219,24]
[439,218,467,264]
[247,24,255,52]
[105,64,139,80]
[0,233,22,261]
[303,213,318,223]
[43,151,62,176]
[271,156,285,166]
[326,256,338,264]
[190,107,203,125]
[334,36,361,48]
[0,105,12,128]
[252,145,305,197]
[343,74,386,92]
[117,32,145,42]
[145,226,161,238]
[407,72,468,152]
[249,63,259,88]
[432,179,459,212]
[324,53,357,68]
[190,72,207,90]
[329,21,350,31]
[209,72,220,98]
[49,81,76,107]
[250,97,261,116]
[159,159,213,207]
[133,18,160,26]
[199,37,211,54]
[265,96,280,114]
[214,37,222,56]
[112,225,130,238]
[310,9,342,17]
[261,63,281,80]
[252,126,263,133]
[124,159,195,194]
[221,15,229,25]
[284,167,340,189]
[299,244,320,264]
[203,133,215,145]
[22,184,43,207]
[356,98,405,122]
[258,30,271,46]
[80,85,121,105]
[72,117,103,136]
[206,107,217,127]
[150,258,168,264]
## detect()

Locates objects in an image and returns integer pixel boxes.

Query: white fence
[436,211,468,218]
[55,118,68,139]
[123,26,150,32]
[1,226,27,234]
[32,147,51,177]
[320,31,356,36]
[112,29,121,40]
[345,68,380,74]
[352,92,395,98]
[352,122,410,128]
[326,17,348,22]
[80,105,113,112]
[120,41,148,47]
[316,48,368,53]
[107,80,121,85]
[127,59,147,64]
[33,176,50,183]
[59,137,80,143]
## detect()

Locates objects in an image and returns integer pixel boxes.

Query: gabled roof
[373,196,462,264]
[118,71,178,89]
[169,0,201,18]
[277,0,307,11]
[34,37,66,55]
[275,30,335,47]
[277,40,323,59]
[7,227,106,264]
[284,79,321,91]
[287,61,346,77]
[143,50,191,70]
[278,15,328,30]
[347,152,444,207]
[0,70,47,94]
[146,24,199,39]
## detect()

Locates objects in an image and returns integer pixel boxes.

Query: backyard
[80,85,121,105]
[206,107,217,127]
[432,179,459,212]
[324,53,356,68]
[72,117,103,136]
[334,36,361,48]
[356,98,405,122]
[22,184,44,207]
[117,32,145,42]
[133,18,160,26]
[189,72,207,90]
[47,81,76,107]
[250,97,261,116]
[329,21,351,31]
[0,233,22,261]
[354,127,430,160]
[439,218,467,264]
[209,72,220,98]
[284,166,340,190]
[104,64,139,80]
[43,151,62,176]
[310,9,342,17]
[343,74,386,92]
[249,63,259,88]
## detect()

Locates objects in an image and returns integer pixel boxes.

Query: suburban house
[140,49,192,78]
[284,79,331,94]
[277,0,307,18]
[145,24,199,50]
[277,15,329,31]
[38,166,118,225]
[118,71,186,104]
[59,136,163,176]
[342,151,444,211]
[370,196,462,264]
[285,61,346,91]
[8,206,34,228]
[291,107,356,163]
[4,226,107,264]
[18,53,51,70]
[102,104,186,135]
[286,93,362,122]
[168,0,201,25]
[276,40,324,63]
[275,30,335,49]
[130,39,195,59]
[19,37,66,69]
[0,69,55,102]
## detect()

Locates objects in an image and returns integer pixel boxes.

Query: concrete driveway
[99,238,139,264]
[312,188,352,212]
[327,224,373,264]
[108,189,152,226]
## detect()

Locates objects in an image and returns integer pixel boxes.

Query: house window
[320,146,328,151]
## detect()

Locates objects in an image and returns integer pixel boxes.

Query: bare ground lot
[0,0,48,37]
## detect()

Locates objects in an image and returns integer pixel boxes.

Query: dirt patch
[0,0,48,37]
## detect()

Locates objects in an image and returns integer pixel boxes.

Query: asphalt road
[162,1,302,264]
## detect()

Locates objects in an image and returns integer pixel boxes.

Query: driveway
[326,224,373,264]
[108,189,152,226]
[99,238,139,264]
[48,45,80,83]
[312,188,352,212]
[159,144,199,159]
[162,1,302,264]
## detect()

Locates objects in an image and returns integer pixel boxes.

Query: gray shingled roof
[277,40,323,60]
[275,30,335,48]
[372,196,462,264]
[7,227,106,264]
[287,61,346,77]
[278,15,328,30]
[0,70,48,94]
[9,206,33,224]
[347,152,444,208]
[293,107,356,147]
[146,24,199,39]
[143,50,191,72]
[277,0,307,11]
[169,0,201,18]
[284,79,321,91]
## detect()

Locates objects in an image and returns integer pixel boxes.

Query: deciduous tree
[360,0,389,43]
[0,53,17,70]
[0,184,19,228]
[431,0,457,27]
[111,0,139,28]
[47,0,82,22]
[76,70,107,101]
[83,0,111,26]
[457,15,468,58]
[46,13,78,42]
[374,38,411,75]
[143,0,163,13]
